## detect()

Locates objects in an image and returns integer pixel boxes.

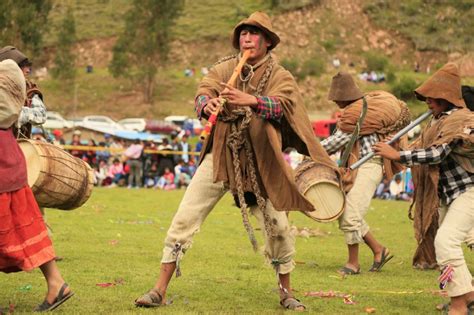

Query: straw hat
[0,59,26,129]
[415,62,465,108]
[232,11,280,51]
[328,72,364,102]
[0,46,31,67]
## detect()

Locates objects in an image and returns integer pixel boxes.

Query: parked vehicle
[164,115,188,128]
[117,118,147,132]
[67,117,84,127]
[311,119,337,138]
[145,120,180,134]
[43,111,73,130]
[78,115,123,130]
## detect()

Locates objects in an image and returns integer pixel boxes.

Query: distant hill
[39,0,474,121]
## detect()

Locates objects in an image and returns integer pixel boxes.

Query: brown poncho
[197,54,337,212]
[410,108,474,268]
[336,90,411,191]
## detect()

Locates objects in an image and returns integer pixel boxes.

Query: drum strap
[339,97,368,167]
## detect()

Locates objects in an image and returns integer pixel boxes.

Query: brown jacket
[197,54,338,212]
[411,108,474,244]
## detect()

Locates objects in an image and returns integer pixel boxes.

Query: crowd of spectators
[55,130,202,190]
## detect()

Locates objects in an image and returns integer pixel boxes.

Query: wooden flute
[199,49,252,141]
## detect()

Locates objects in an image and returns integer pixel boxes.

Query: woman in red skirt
[0,59,73,312]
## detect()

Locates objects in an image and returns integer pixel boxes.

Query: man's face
[239,26,270,65]
[426,97,450,116]
[21,66,30,78]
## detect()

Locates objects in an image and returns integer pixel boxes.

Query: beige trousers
[435,187,474,297]
[339,159,383,245]
[161,154,296,274]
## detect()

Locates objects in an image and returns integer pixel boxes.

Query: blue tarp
[34,126,164,143]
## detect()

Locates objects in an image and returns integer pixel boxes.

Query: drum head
[18,140,41,187]
[304,181,345,222]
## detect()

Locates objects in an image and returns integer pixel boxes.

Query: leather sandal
[134,290,163,307]
[280,294,306,311]
[34,283,74,312]
[338,266,361,276]
[369,247,393,272]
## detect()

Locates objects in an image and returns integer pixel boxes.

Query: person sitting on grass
[155,167,175,190]
[107,158,125,187]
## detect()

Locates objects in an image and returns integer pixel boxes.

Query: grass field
[1,188,472,314]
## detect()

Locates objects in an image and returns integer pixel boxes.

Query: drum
[18,139,94,210]
[295,159,345,223]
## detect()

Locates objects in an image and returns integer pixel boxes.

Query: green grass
[2,188,470,314]
[46,0,268,44]
[363,0,474,53]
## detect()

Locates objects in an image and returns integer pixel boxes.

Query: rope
[218,53,276,250]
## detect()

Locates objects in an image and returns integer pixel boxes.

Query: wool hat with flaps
[328,72,364,102]
[415,62,466,108]
[0,46,31,67]
[232,11,280,51]
[0,59,26,129]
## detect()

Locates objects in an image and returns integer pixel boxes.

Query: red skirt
[0,186,55,273]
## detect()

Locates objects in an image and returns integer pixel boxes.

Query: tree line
[0,0,184,105]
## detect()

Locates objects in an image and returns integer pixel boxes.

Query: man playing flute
[134,11,336,311]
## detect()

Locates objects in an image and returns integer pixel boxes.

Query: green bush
[364,52,389,72]
[298,57,325,79]
[321,39,337,54]
[280,58,299,77]
[390,76,418,101]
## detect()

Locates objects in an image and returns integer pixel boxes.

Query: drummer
[0,46,46,139]
[321,72,410,275]
[0,46,63,259]
[0,59,74,311]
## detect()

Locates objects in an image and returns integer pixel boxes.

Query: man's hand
[220,82,258,108]
[203,97,224,116]
[373,142,401,161]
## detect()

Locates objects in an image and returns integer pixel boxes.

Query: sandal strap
[54,283,69,303]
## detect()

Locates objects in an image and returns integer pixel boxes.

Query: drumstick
[199,49,251,141]
[349,110,432,170]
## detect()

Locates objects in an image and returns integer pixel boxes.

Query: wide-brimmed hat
[232,11,280,51]
[0,46,31,67]
[415,62,465,108]
[328,72,364,102]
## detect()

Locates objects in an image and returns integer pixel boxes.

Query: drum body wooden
[295,160,345,223]
[18,139,94,210]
